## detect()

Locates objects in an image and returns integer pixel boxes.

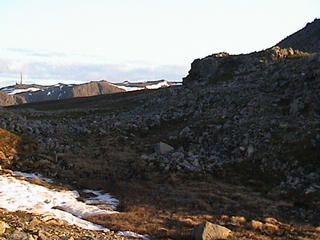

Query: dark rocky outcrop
[183,46,314,87]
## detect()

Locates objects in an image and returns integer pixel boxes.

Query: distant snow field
[115,85,144,91]
[145,80,169,89]
[111,80,182,92]
[2,87,41,95]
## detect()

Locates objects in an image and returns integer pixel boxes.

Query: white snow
[0,172,151,238]
[145,81,169,89]
[6,87,40,95]
[111,80,171,92]
[0,175,118,231]
[13,171,53,183]
[117,231,151,240]
[83,189,119,210]
[116,86,145,91]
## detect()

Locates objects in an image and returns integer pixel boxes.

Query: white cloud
[0,48,188,87]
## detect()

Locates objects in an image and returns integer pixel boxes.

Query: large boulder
[192,221,231,240]
[155,142,174,155]
[0,220,9,235]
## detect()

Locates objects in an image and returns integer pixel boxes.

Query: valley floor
[0,170,319,240]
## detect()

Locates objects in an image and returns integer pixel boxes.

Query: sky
[0,0,319,87]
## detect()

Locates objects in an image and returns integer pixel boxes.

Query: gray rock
[192,221,231,240]
[247,145,255,158]
[155,142,174,155]
[180,126,192,138]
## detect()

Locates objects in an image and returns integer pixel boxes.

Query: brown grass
[84,177,320,240]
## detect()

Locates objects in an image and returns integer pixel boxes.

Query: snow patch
[111,80,172,92]
[13,171,54,183]
[0,175,118,231]
[116,231,151,240]
[145,80,169,89]
[116,86,145,91]
[83,189,119,210]
[6,87,40,95]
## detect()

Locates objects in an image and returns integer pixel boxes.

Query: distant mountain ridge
[277,18,320,53]
[0,81,124,106]
[0,80,180,106]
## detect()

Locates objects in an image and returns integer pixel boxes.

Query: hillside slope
[71,81,125,97]
[1,46,319,239]
[0,21,319,239]
[277,18,320,53]
[0,91,26,106]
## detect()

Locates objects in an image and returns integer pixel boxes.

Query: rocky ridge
[277,18,320,53]
[0,81,125,106]
[0,80,179,106]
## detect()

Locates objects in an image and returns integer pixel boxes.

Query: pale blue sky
[0,0,319,86]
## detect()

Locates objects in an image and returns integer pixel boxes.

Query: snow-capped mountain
[0,80,182,106]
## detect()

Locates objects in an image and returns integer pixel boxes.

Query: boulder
[192,221,231,240]
[251,220,263,230]
[155,142,174,155]
[0,221,9,235]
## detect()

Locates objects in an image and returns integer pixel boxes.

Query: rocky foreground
[0,208,125,240]
[0,45,319,239]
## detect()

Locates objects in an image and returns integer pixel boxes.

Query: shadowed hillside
[277,18,320,53]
